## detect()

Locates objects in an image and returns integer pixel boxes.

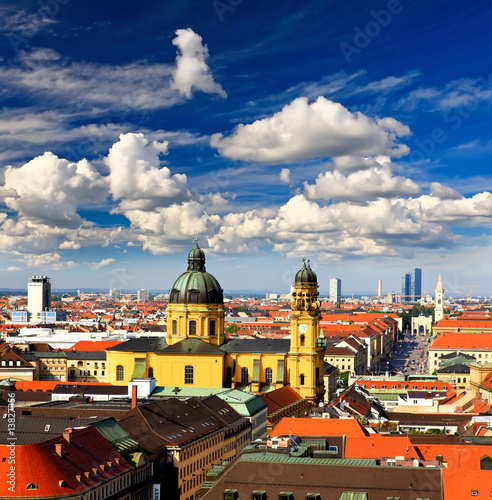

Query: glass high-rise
[411,268,422,301]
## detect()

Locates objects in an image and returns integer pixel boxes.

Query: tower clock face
[299,324,308,333]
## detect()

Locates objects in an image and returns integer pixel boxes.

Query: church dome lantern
[294,258,318,285]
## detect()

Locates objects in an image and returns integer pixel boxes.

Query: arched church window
[210,320,216,336]
[189,321,197,336]
[300,373,305,385]
[300,335,305,347]
[189,291,199,304]
[148,367,154,378]
[172,320,177,335]
[265,368,273,384]
[116,365,124,381]
[241,367,249,384]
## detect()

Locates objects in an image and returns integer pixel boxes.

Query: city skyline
[1,1,492,294]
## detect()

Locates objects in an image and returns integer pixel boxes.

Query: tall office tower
[435,275,444,323]
[27,276,51,317]
[411,268,422,301]
[329,278,341,304]
[378,279,382,298]
[401,273,411,302]
[137,289,149,301]
[109,288,121,299]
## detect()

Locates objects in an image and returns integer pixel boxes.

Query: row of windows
[224,492,323,500]
[172,319,216,336]
[361,384,440,390]
[1,360,22,367]
[116,364,318,385]
[70,369,105,377]
[75,361,105,368]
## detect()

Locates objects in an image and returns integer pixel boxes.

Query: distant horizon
[2,287,489,300]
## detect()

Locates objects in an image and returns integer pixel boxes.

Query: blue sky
[1,0,492,297]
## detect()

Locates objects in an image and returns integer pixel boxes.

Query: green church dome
[295,258,317,285]
[169,241,224,305]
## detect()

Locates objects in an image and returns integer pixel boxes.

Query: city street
[383,334,429,376]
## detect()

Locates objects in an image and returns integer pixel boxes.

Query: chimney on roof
[63,428,73,443]
[55,443,62,457]
[131,384,137,409]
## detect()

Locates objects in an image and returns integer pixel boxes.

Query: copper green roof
[92,418,139,453]
[169,242,223,304]
[152,386,228,397]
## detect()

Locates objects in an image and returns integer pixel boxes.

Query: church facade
[106,242,325,404]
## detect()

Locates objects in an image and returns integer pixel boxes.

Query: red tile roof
[15,381,111,392]
[65,340,123,352]
[270,417,368,438]
[431,332,492,350]
[0,426,131,497]
[345,435,417,460]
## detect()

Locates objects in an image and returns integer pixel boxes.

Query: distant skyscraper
[109,288,121,299]
[137,289,149,301]
[401,273,411,302]
[378,279,382,298]
[330,278,341,304]
[411,268,422,301]
[28,276,51,318]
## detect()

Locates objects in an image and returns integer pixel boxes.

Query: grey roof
[439,351,476,360]
[53,384,128,395]
[437,363,470,374]
[65,351,107,360]
[106,336,167,352]
[221,338,290,353]
[324,361,338,375]
[0,415,110,444]
[158,338,224,355]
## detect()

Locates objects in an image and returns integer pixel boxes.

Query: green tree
[225,324,240,334]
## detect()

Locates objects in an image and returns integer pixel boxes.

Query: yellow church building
[106,242,325,405]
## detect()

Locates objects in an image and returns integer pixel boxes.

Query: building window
[252,492,267,500]
[185,365,194,384]
[172,320,177,335]
[210,320,216,336]
[300,334,305,346]
[225,367,232,387]
[148,367,154,378]
[300,374,305,385]
[116,365,124,381]
[265,368,273,384]
[316,367,320,383]
[241,367,249,384]
[189,320,197,336]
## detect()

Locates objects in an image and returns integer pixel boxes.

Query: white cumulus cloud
[88,258,116,269]
[171,28,226,98]
[211,96,410,163]
[106,133,189,211]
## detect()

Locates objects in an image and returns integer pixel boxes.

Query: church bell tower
[434,275,445,323]
[288,259,325,404]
